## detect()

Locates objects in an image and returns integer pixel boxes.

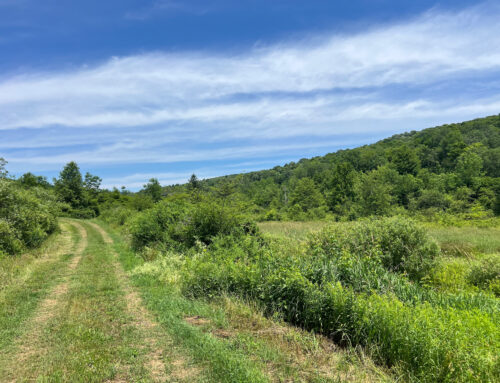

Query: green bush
[129,200,257,250]
[100,205,135,226]
[182,202,250,246]
[468,255,500,296]
[128,199,188,250]
[0,180,59,255]
[308,216,440,281]
[178,215,498,381]
[0,219,23,255]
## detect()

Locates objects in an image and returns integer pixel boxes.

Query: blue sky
[1,0,499,189]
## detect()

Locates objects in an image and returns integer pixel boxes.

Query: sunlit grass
[426,226,500,256]
[258,221,328,240]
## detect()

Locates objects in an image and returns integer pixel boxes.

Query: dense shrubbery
[308,216,440,281]
[0,179,59,256]
[176,215,499,382]
[467,254,500,296]
[128,199,258,252]
[129,199,189,250]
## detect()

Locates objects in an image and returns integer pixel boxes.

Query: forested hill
[167,114,500,220]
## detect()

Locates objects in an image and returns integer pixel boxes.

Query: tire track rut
[87,222,176,383]
[3,221,88,382]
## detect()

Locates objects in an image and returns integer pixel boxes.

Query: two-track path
[0,220,191,383]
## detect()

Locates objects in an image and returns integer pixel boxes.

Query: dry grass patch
[215,297,394,383]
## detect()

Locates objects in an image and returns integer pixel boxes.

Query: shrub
[467,254,500,296]
[128,199,188,250]
[416,189,452,210]
[308,216,440,281]
[129,200,257,250]
[0,219,23,255]
[100,205,135,226]
[181,202,242,246]
[0,180,59,255]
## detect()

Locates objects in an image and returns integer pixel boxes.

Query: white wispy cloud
[1,4,499,127]
[1,3,500,188]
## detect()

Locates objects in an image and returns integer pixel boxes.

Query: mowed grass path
[0,220,203,382]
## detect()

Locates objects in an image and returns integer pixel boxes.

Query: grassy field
[259,220,500,253]
[0,220,395,382]
[1,217,497,382]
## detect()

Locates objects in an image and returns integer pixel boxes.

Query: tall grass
[427,226,500,256]
[258,221,328,240]
[180,218,499,382]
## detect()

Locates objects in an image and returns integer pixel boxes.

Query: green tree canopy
[290,177,325,212]
[18,172,50,188]
[189,174,200,190]
[355,170,393,216]
[84,172,102,195]
[142,178,162,202]
[54,161,84,207]
[389,145,420,175]
[326,162,356,211]
[0,157,7,178]
[457,144,484,187]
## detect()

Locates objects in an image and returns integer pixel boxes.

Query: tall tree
[18,172,50,188]
[389,145,420,175]
[290,178,325,212]
[83,172,102,196]
[326,162,356,211]
[0,157,7,178]
[188,174,200,190]
[457,144,484,187]
[355,170,393,216]
[54,161,84,207]
[143,178,162,202]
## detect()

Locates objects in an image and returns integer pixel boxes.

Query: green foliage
[83,172,102,196]
[129,199,188,250]
[180,225,498,382]
[0,219,23,256]
[54,161,84,206]
[388,145,420,175]
[188,173,201,190]
[128,199,256,251]
[0,157,7,178]
[456,144,484,186]
[495,192,500,216]
[308,216,440,281]
[289,177,325,212]
[415,189,451,211]
[17,172,50,188]
[191,115,499,221]
[467,255,500,296]
[0,179,59,255]
[325,161,356,212]
[355,169,393,216]
[54,161,99,218]
[182,202,246,247]
[141,177,162,202]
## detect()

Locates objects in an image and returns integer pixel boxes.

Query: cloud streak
[1,3,500,188]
